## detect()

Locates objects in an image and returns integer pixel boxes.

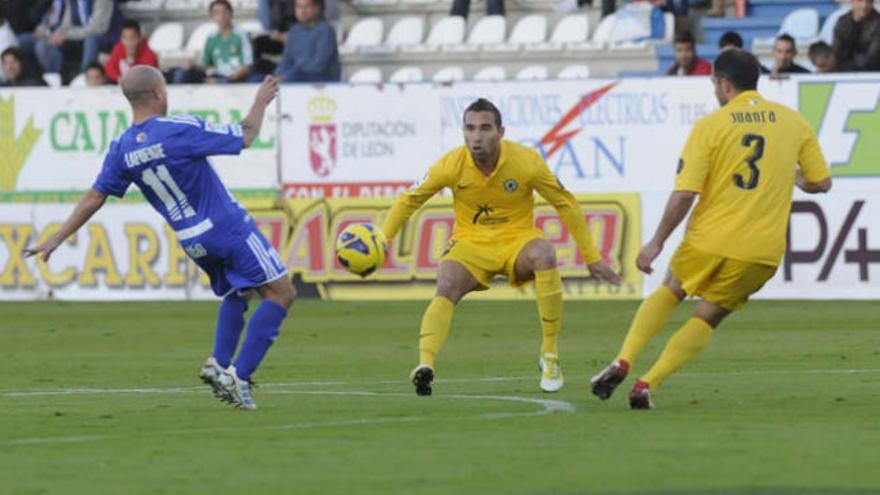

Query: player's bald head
[121,66,166,106]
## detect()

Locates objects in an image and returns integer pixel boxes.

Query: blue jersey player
[24,66,294,411]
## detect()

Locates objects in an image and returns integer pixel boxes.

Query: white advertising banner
[0,203,218,301]
[0,85,278,193]
[278,84,443,199]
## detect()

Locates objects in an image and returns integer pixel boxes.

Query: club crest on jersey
[503,179,518,192]
[136,132,147,143]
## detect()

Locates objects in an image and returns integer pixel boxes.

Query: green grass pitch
[2,299,879,495]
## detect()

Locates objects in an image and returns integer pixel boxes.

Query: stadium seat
[165,0,207,10]
[230,0,258,9]
[124,0,164,12]
[348,67,383,83]
[526,14,588,51]
[185,22,217,57]
[149,22,185,53]
[515,65,548,80]
[388,66,424,83]
[69,73,87,87]
[385,16,424,48]
[466,15,506,45]
[591,14,616,45]
[432,66,465,82]
[340,18,385,54]
[508,14,547,45]
[472,65,506,81]
[663,12,674,43]
[352,0,397,6]
[405,16,465,52]
[818,7,848,44]
[753,8,820,47]
[557,64,591,79]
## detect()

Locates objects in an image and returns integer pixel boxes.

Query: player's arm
[239,75,280,148]
[532,162,621,285]
[381,161,450,242]
[23,188,107,262]
[638,121,709,274]
[796,128,832,194]
[638,191,697,274]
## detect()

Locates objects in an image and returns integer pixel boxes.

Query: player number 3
[734,133,764,190]
[141,164,197,221]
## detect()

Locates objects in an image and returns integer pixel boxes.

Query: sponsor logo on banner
[784,198,880,283]
[0,96,42,191]
[282,182,411,199]
[276,194,642,300]
[307,96,338,178]
[799,80,880,176]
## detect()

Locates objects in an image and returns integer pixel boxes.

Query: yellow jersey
[676,90,831,266]
[382,140,602,264]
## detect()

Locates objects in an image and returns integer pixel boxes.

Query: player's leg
[412,260,481,396]
[591,271,685,400]
[512,238,565,392]
[630,300,729,409]
[211,290,255,368]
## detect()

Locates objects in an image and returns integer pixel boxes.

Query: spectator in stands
[104,20,158,84]
[666,31,711,76]
[2,47,47,86]
[833,0,880,71]
[33,0,124,83]
[809,41,837,73]
[5,0,51,54]
[251,0,294,77]
[771,34,810,74]
[275,0,340,83]
[201,0,254,83]
[718,30,770,73]
[451,0,505,18]
[0,10,18,84]
[84,61,107,85]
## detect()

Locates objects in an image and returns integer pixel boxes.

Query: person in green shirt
[202,0,253,83]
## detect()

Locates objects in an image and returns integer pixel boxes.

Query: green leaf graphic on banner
[799,82,833,133]
[0,96,43,191]
[842,100,880,176]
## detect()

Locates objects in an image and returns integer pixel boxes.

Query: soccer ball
[335,223,387,278]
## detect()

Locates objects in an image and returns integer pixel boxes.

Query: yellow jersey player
[591,49,832,409]
[382,98,621,396]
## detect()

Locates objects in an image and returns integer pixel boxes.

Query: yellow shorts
[670,242,777,311]
[442,230,545,289]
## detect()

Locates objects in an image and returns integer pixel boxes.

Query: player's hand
[255,75,280,107]
[636,239,663,274]
[23,235,62,262]
[588,261,622,286]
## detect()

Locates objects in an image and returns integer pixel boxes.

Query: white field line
[1,368,878,398]
[4,390,576,446]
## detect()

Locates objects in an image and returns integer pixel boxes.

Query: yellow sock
[418,296,455,368]
[641,317,714,388]
[535,268,563,356]
[616,285,680,366]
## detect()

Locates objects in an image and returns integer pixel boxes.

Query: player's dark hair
[85,62,105,75]
[808,41,833,60]
[463,98,503,129]
[718,31,743,49]
[713,48,760,91]
[209,0,233,14]
[674,31,696,46]
[1,46,23,63]
[775,33,796,47]
[122,19,141,34]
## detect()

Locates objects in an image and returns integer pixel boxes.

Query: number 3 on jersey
[734,133,764,190]
[142,164,196,221]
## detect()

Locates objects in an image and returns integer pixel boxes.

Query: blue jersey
[93,114,246,242]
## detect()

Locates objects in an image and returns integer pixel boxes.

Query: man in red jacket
[104,20,158,83]
[666,31,712,76]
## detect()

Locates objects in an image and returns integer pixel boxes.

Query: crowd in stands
[0,0,878,88]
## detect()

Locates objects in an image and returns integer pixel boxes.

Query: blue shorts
[182,219,288,297]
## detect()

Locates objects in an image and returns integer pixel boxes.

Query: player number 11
[141,164,196,221]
